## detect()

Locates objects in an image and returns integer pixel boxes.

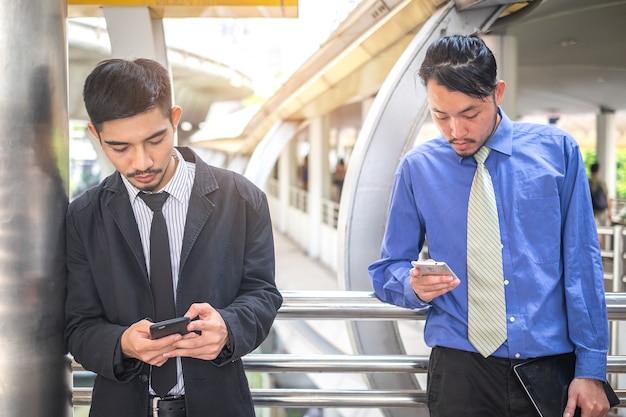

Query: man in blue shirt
[368,34,610,416]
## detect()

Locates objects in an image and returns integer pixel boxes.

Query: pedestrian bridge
[1,0,626,416]
[72,290,626,413]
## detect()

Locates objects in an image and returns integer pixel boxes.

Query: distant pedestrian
[589,162,612,226]
[299,155,309,191]
[332,158,347,201]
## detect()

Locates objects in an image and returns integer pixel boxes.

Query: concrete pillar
[308,117,328,259]
[277,141,295,233]
[0,1,71,415]
[597,108,617,201]
[484,34,518,120]
[321,116,332,201]
[103,7,169,68]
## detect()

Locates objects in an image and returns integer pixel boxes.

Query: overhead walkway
[184,2,626,416]
[189,4,537,417]
[0,1,300,416]
[3,0,626,416]
[67,0,298,18]
[63,4,540,415]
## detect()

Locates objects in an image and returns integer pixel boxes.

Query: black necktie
[139,191,177,397]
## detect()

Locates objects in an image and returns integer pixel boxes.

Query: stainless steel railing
[72,291,626,408]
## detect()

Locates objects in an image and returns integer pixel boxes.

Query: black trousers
[427,347,538,417]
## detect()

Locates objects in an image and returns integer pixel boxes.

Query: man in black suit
[65,58,282,417]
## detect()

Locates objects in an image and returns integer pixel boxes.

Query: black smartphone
[149,317,190,339]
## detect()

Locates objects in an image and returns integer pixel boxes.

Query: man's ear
[494,80,506,105]
[87,123,101,143]
[171,106,183,130]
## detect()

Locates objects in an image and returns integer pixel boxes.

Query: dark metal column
[0,1,71,415]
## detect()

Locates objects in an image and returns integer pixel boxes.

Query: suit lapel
[103,174,147,277]
[178,148,218,272]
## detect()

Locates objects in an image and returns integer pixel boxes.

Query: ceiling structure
[67,0,626,150]
[67,0,301,144]
[67,10,259,143]
[498,0,626,118]
[67,0,299,18]
[187,0,626,153]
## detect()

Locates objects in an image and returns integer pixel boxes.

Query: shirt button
[504,280,509,285]
[509,316,515,322]
[515,353,521,359]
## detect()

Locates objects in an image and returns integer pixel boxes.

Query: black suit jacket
[65,147,282,416]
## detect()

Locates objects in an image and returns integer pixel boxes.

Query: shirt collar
[484,107,512,157]
[452,107,513,164]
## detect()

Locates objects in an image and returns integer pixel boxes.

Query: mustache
[448,138,477,145]
[127,168,163,178]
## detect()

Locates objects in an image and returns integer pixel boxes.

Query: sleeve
[212,190,283,365]
[560,139,609,380]
[368,159,431,310]
[64,206,142,382]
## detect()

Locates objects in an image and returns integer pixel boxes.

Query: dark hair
[418,34,498,99]
[591,162,600,173]
[83,58,173,133]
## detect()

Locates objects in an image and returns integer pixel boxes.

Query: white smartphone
[411,260,460,281]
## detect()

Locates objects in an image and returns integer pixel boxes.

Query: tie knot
[139,192,169,212]
[474,146,491,164]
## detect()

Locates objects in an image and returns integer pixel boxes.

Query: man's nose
[449,118,468,138]
[132,147,153,172]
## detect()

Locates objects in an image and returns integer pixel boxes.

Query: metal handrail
[71,291,626,408]
[278,290,626,320]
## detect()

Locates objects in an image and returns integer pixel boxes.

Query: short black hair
[418,33,498,99]
[591,162,600,173]
[83,58,173,133]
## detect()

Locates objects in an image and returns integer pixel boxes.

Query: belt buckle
[152,396,161,417]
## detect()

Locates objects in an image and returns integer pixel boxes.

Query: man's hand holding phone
[120,318,187,367]
[410,260,461,302]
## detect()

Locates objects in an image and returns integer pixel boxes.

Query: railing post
[614,224,624,293]
[71,291,626,409]
[610,225,624,389]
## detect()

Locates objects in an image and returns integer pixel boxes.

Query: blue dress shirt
[368,109,608,380]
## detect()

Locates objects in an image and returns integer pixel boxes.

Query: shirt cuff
[404,278,432,309]
[574,349,608,381]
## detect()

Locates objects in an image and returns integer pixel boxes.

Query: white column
[307,117,327,259]
[321,116,331,201]
[484,34,518,120]
[597,109,617,201]
[277,140,295,233]
[103,7,169,66]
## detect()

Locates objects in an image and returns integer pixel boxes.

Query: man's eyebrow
[431,104,479,114]
[103,128,168,146]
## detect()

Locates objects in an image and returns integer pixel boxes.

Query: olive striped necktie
[467,146,507,357]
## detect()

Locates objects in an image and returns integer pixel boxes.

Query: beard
[126,168,165,192]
